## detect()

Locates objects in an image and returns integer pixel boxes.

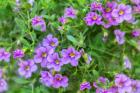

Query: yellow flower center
[51,42,55,46]
[106,8,111,12]
[132,85,136,91]
[70,52,75,57]
[119,10,124,15]
[92,16,97,20]
[42,53,47,57]
[25,66,30,70]
[56,77,61,81]
[55,60,60,64]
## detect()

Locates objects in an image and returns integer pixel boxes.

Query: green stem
[32,84,34,93]
[58,88,63,93]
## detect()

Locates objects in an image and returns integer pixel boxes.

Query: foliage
[0,0,140,93]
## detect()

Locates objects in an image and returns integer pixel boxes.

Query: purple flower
[96,88,112,93]
[42,34,59,48]
[0,79,8,92]
[98,77,108,84]
[47,53,63,71]
[18,59,37,78]
[13,49,24,59]
[115,74,132,93]
[115,74,131,87]
[127,17,136,24]
[102,16,119,28]
[90,2,103,11]
[131,0,140,5]
[123,56,132,69]
[112,4,132,23]
[93,77,108,89]
[64,7,77,18]
[132,29,140,37]
[52,74,68,88]
[114,29,125,45]
[40,71,53,87]
[96,88,103,93]
[108,86,118,93]
[131,80,140,93]
[93,82,98,88]
[133,5,140,14]
[103,2,117,18]
[0,48,10,62]
[34,46,54,67]
[61,47,81,66]
[80,82,91,91]
[31,16,46,32]
[84,12,102,26]
[58,16,67,24]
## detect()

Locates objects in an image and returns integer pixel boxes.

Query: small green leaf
[13,77,30,84]
[127,39,137,48]
[67,35,78,45]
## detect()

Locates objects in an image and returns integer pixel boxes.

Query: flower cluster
[33,34,81,88]
[34,34,81,70]
[0,33,82,90]
[84,1,134,28]
[80,74,140,93]
[1,0,140,92]
[58,7,77,25]
[40,71,68,88]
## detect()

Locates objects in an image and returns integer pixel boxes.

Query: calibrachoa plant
[0,0,140,93]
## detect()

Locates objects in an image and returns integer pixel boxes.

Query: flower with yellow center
[25,66,30,70]
[119,10,124,15]
[50,42,55,46]
[106,7,111,12]
[55,60,60,64]
[42,52,47,57]
[56,77,61,81]
[92,15,97,20]
[69,52,75,57]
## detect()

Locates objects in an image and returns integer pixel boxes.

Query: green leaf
[92,70,99,79]
[67,35,78,45]
[127,39,137,48]
[13,77,30,84]
[20,38,31,48]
